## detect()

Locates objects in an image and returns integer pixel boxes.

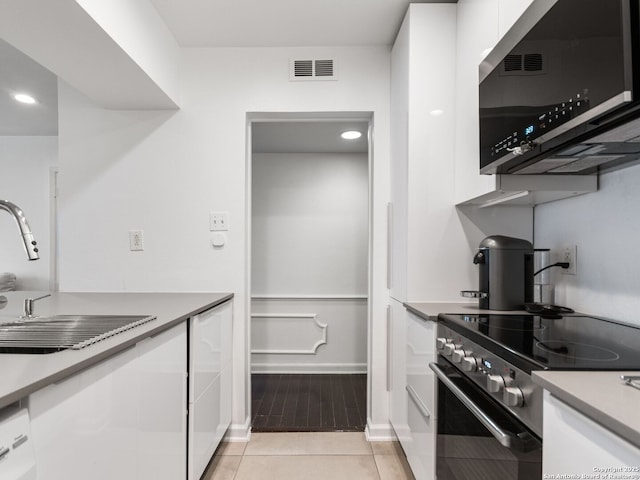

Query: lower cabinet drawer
[189,376,221,480]
[406,384,436,480]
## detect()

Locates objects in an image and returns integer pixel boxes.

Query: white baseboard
[365,419,397,441]
[224,417,252,442]
[251,362,367,374]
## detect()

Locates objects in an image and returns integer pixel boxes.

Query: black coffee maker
[462,235,534,310]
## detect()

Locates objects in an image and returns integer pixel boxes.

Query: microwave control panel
[491,92,591,159]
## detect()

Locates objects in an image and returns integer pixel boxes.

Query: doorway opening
[247,114,372,432]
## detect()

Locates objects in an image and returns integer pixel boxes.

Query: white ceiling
[150,0,436,47]
[1,0,454,137]
[252,121,369,154]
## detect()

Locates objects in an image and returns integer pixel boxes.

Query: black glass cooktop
[438,313,640,373]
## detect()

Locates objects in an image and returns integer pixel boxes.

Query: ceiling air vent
[290,59,337,81]
[500,53,545,76]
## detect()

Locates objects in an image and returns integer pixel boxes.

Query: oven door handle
[429,362,536,451]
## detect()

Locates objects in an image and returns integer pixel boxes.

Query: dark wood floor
[251,374,367,432]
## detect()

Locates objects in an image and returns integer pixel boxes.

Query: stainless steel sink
[0,315,156,354]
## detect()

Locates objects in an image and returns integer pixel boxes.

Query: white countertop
[0,291,232,410]
[533,370,640,449]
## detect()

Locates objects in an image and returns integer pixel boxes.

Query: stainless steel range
[430,313,640,480]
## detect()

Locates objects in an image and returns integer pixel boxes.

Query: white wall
[252,152,368,296]
[251,152,368,373]
[0,136,57,290]
[534,163,640,327]
[57,45,391,439]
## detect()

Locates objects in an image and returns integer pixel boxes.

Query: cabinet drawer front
[407,312,436,415]
[406,388,436,480]
[190,308,223,401]
[190,301,232,402]
[189,378,221,480]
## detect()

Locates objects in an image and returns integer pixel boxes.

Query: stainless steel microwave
[479,0,640,175]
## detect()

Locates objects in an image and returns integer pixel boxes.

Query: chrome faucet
[0,200,39,260]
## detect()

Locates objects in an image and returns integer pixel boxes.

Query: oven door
[429,357,541,480]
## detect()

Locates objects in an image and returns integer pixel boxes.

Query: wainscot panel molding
[250,298,367,374]
[250,313,327,355]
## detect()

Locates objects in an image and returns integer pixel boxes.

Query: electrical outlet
[561,245,577,275]
[210,212,229,231]
[129,230,144,251]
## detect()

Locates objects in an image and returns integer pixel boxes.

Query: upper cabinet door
[390,3,457,303]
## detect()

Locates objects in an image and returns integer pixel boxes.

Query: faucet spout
[0,200,39,260]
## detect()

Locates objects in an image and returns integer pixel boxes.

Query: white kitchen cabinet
[543,391,640,475]
[454,0,596,207]
[389,299,408,444]
[390,3,458,304]
[404,311,437,480]
[137,326,189,480]
[29,323,188,480]
[389,304,437,480]
[188,300,232,480]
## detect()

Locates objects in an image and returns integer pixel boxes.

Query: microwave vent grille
[504,54,522,72]
[524,53,543,71]
[501,53,544,75]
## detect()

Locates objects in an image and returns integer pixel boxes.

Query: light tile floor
[202,432,415,480]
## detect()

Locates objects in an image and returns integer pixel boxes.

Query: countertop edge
[532,371,640,450]
[404,303,439,322]
[403,302,530,322]
[0,292,234,410]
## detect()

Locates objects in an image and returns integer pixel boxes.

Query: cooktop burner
[534,341,620,362]
[438,313,640,373]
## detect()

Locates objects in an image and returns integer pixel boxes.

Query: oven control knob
[436,337,452,351]
[503,387,524,407]
[451,349,470,363]
[461,356,478,372]
[487,374,505,393]
[442,343,462,356]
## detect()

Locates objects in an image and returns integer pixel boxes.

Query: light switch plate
[210,212,229,231]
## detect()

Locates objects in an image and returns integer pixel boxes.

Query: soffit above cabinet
[150,0,457,48]
[457,174,597,207]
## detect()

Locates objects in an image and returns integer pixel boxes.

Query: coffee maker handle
[473,251,485,264]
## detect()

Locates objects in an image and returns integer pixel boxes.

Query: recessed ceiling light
[430,109,444,116]
[14,93,37,105]
[341,130,362,140]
